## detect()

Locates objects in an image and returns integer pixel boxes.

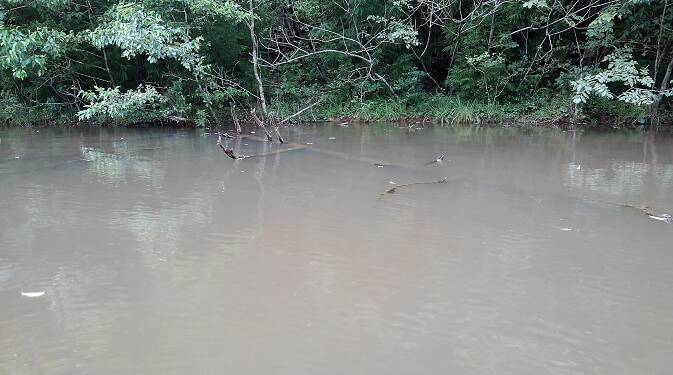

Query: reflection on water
[565,160,673,197]
[1,125,673,375]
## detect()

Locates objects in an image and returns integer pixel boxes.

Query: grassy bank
[1,94,668,129]
[272,95,665,129]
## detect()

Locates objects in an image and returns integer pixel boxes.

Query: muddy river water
[1,125,673,374]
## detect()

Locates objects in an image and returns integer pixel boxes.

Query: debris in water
[379,178,449,197]
[649,214,672,223]
[218,132,235,139]
[21,291,45,297]
[338,122,349,127]
[250,131,256,134]
[14,156,20,159]
[389,181,396,184]
[328,137,336,140]
[561,228,573,231]
[217,134,244,160]
[306,142,313,145]
[374,163,385,168]
[423,152,447,165]
[621,204,671,223]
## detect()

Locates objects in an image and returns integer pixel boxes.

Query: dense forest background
[1,0,672,127]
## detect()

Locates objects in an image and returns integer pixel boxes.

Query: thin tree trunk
[659,56,673,94]
[273,121,285,144]
[650,54,673,117]
[449,24,463,69]
[86,0,114,86]
[374,73,399,99]
[229,101,242,133]
[487,4,497,54]
[101,48,115,86]
[251,108,273,141]
[248,0,267,116]
[652,0,669,88]
[447,23,464,93]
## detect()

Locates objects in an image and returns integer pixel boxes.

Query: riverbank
[1,95,669,129]
[273,95,670,129]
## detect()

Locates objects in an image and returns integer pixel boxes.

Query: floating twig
[379,177,449,197]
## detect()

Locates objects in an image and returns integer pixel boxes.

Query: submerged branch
[216,134,306,160]
[250,108,273,142]
[217,134,243,159]
[379,177,450,197]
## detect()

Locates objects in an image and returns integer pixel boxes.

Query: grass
[2,91,667,128]
[273,95,528,124]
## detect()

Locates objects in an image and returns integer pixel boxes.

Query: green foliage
[570,48,663,106]
[78,85,164,122]
[1,0,671,126]
[87,3,204,71]
[0,25,69,79]
[582,96,648,121]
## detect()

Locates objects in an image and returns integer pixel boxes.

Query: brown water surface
[1,125,673,374]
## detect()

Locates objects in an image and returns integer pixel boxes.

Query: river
[1,125,672,374]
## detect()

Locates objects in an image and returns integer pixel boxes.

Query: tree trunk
[229,101,242,134]
[251,109,273,141]
[85,0,114,86]
[248,0,268,116]
[649,54,673,118]
[487,3,498,54]
[652,0,669,89]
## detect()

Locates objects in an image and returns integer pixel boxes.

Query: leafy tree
[0,0,671,126]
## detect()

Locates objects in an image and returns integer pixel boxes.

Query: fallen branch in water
[217,134,243,159]
[241,134,444,169]
[270,116,285,144]
[217,134,306,160]
[620,204,672,223]
[240,133,420,169]
[379,177,449,197]
[251,108,273,142]
[244,144,306,158]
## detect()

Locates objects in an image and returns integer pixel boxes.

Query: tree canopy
[1,0,671,126]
